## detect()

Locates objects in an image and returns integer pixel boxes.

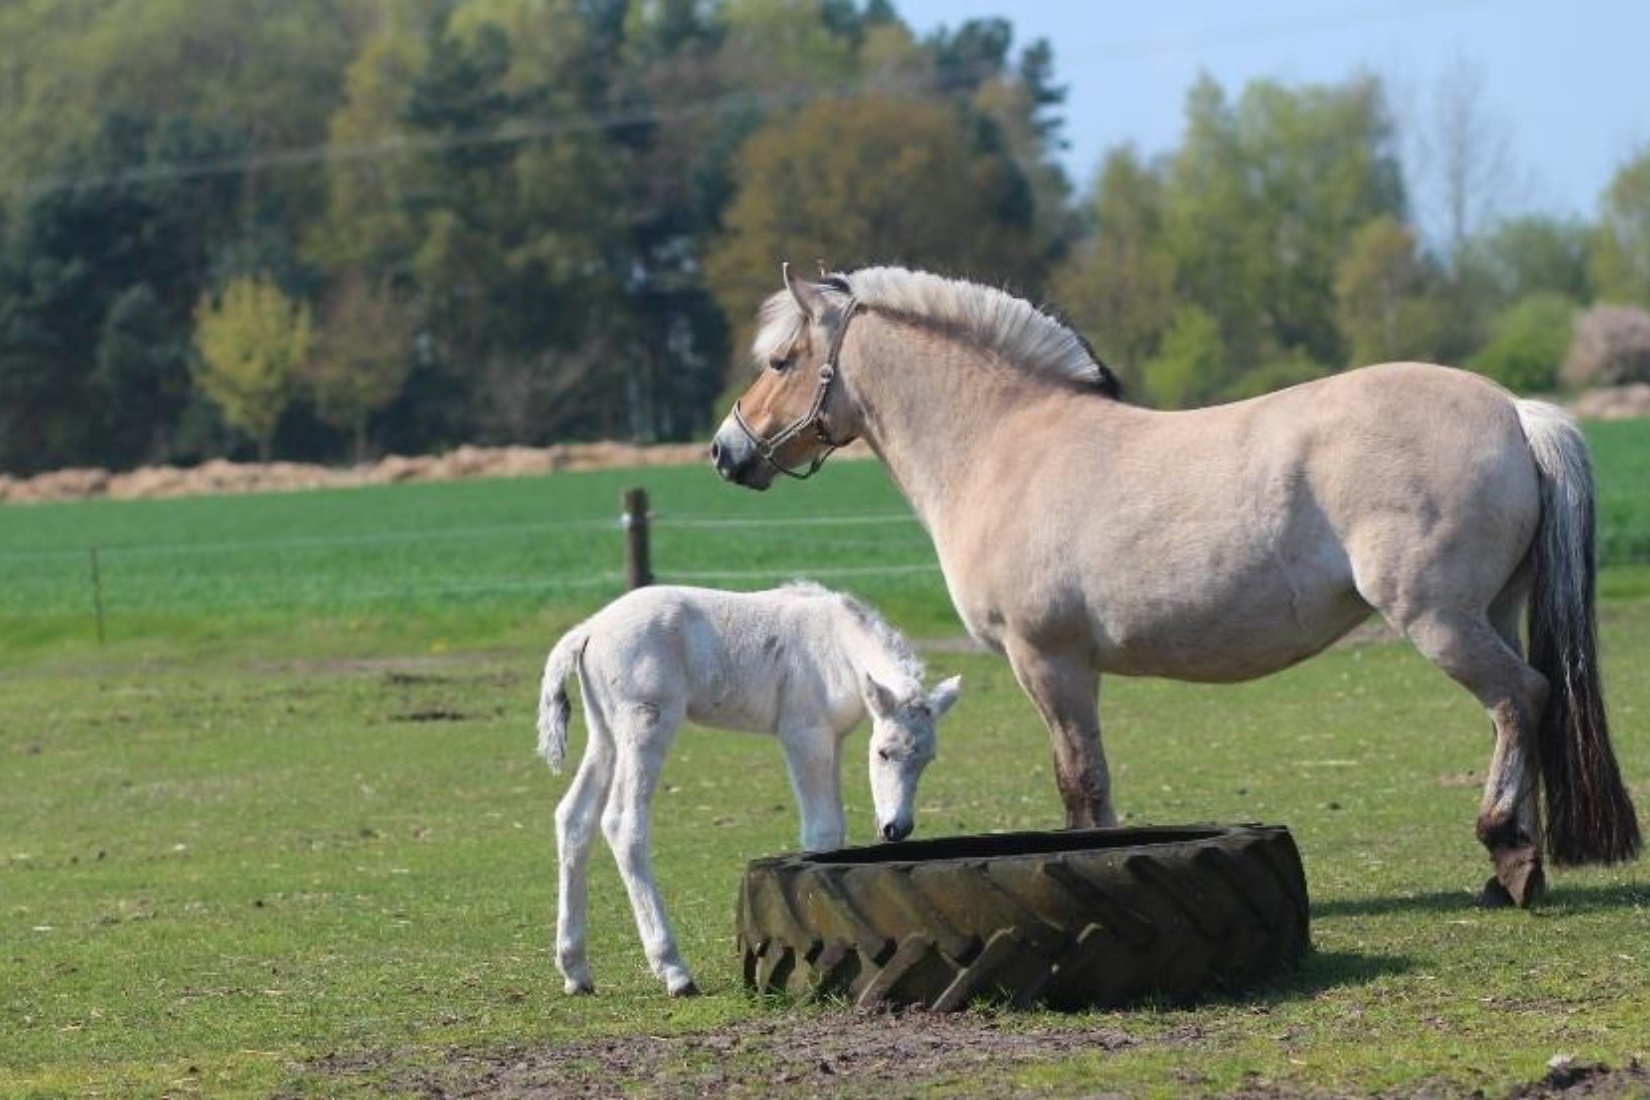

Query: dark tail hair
[1518,400,1640,866]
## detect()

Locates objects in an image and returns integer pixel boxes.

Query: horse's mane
[754,266,1122,398]
[781,580,925,683]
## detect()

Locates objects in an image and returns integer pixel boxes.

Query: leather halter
[731,297,859,479]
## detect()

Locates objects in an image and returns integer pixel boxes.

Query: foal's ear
[928,675,962,719]
[783,261,831,323]
[863,673,898,719]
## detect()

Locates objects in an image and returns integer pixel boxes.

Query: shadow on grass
[1240,948,1412,1007]
[1314,879,1650,918]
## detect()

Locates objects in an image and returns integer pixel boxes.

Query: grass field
[3,425,1650,1098]
[0,460,958,661]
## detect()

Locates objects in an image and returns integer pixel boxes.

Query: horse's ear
[783,261,830,323]
[863,673,898,719]
[928,675,962,719]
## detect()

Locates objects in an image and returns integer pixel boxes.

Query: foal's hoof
[668,980,701,998]
[564,979,596,996]
[1479,847,1546,909]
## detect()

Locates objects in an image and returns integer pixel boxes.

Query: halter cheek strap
[732,297,859,480]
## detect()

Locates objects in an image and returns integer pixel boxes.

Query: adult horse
[709,264,1640,908]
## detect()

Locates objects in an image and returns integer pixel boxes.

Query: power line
[0,65,989,198]
[0,1,1487,199]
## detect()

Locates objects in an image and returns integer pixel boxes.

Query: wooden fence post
[622,488,653,589]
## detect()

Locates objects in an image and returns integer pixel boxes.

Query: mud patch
[294,1009,1160,1098]
[290,1028,1650,1099]
[393,708,471,723]
[1508,1058,1650,1098]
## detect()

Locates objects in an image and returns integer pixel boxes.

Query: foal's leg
[602,700,698,996]
[1005,640,1116,829]
[778,724,846,851]
[1401,606,1549,907]
[555,733,615,994]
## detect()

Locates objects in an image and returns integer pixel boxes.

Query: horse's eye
[767,355,790,373]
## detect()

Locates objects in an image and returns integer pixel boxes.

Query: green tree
[1164,74,1406,372]
[300,272,419,462]
[1141,305,1225,408]
[1467,214,1594,304]
[0,111,241,474]
[1050,147,1175,385]
[705,93,1047,377]
[1466,293,1576,393]
[1592,147,1650,307]
[193,276,312,461]
[304,4,430,272]
[0,0,363,237]
[95,284,192,464]
[1334,215,1445,366]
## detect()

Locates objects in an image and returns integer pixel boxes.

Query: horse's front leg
[602,708,698,996]
[1006,641,1115,829]
[779,725,846,851]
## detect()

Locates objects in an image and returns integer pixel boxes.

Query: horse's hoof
[668,980,701,998]
[1479,847,1546,909]
[1476,875,1516,909]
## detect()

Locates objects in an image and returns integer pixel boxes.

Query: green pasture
[3,424,1650,1098]
[0,460,957,661]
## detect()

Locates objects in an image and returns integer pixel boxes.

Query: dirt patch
[294,1009,1157,1098]
[1570,383,1650,421]
[290,1025,1650,1099]
[1506,1058,1650,1098]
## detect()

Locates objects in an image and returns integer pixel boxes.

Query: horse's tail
[537,623,590,774]
[1516,399,1641,866]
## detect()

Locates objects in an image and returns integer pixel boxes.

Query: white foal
[536,581,961,997]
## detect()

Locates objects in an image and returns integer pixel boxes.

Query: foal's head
[863,673,962,842]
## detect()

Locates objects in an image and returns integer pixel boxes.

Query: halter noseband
[731,297,859,480]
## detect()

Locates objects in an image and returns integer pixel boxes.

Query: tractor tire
[737,824,1309,1011]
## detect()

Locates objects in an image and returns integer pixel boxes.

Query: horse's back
[1254,364,1541,596]
[947,362,1543,680]
[578,585,843,734]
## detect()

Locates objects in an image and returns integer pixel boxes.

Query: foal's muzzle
[881,819,913,842]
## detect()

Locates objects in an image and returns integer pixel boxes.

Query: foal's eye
[877,748,891,762]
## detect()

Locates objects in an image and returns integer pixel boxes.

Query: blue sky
[896,0,1648,229]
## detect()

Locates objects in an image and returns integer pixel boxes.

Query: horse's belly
[1099,589,1372,682]
[685,690,780,734]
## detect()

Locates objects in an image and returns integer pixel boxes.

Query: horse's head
[710,264,862,490]
[863,672,961,842]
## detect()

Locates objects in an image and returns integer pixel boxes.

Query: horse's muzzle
[709,425,774,490]
[881,819,913,842]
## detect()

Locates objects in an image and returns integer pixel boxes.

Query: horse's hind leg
[1006,640,1116,829]
[602,700,698,996]
[555,733,615,994]
[1400,605,1549,907]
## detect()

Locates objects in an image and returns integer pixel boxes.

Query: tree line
[1,0,1647,477]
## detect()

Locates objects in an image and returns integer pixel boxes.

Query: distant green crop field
[1587,419,1650,566]
[0,459,959,655]
[1,417,1647,658]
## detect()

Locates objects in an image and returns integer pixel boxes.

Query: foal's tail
[537,624,590,774]
[1517,399,1641,866]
